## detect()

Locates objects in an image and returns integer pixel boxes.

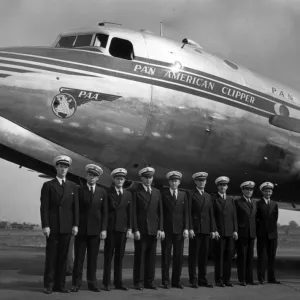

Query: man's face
[141,175,153,186]
[56,163,69,178]
[217,183,228,194]
[114,176,125,188]
[262,189,273,199]
[242,187,253,198]
[86,172,99,185]
[195,179,206,189]
[169,179,180,190]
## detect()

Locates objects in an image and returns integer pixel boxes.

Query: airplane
[0,21,300,210]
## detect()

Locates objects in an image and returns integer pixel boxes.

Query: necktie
[173,191,177,201]
[90,186,94,194]
[61,180,65,190]
[147,187,151,194]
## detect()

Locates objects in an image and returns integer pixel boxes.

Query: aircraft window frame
[73,34,94,47]
[55,35,77,48]
[109,37,135,60]
[94,33,109,48]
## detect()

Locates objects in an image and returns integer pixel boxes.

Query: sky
[0,0,300,224]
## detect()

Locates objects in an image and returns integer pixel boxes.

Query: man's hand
[42,227,50,238]
[215,231,220,240]
[157,230,162,240]
[183,229,189,239]
[100,230,107,240]
[134,231,140,240]
[189,230,195,239]
[126,229,133,239]
[72,226,78,236]
[233,231,238,240]
[210,232,216,239]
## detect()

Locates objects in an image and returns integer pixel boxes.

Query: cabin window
[94,33,109,48]
[74,34,94,47]
[109,37,134,60]
[56,35,76,48]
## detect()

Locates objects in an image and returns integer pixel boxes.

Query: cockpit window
[109,37,134,60]
[74,34,93,47]
[94,33,109,48]
[56,35,76,48]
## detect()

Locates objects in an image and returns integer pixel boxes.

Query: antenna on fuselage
[160,22,163,37]
[98,21,122,26]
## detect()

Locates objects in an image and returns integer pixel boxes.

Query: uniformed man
[133,167,164,290]
[102,168,133,291]
[188,172,215,288]
[212,176,238,287]
[161,171,189,289]
[256,182,281,285]
[235,181,258,286]
[71,164,108,293]
[40,155,79,294]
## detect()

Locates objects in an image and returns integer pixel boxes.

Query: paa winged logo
[51,87,122,119]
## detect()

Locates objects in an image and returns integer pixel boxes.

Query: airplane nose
[0,47,152,168]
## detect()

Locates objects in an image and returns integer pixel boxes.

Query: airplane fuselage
[0,26,300,201]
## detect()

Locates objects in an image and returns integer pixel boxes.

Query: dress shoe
[239,282,247,286]
[162,284,170,289]
[115,285,129,291]
[215,282,225,287]
[268,280,281,284]
[134,285,143,290]
[172,284,184,289]
[66,271,72,276]
[102,285,111,291]
[70,286,79,292]
[258,280,265,285]
[43,288,52,294]
[144,284,157,290]
[190,283,198,288]
[199,282,214,288]
[224,282,234,287]
[88,286,101,292]
[247,281,259,285]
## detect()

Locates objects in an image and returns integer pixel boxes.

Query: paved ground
[0,245,299,300]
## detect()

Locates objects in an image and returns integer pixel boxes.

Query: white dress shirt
[196,188,204,195]
[56,176,65,185]
[142,184,152,193]
[115,187,123,195]
[218,192,226,199]
[170,188,178,198]
[263,197,270,205]
[87,183,95,193]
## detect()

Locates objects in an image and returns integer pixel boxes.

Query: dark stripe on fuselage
[0,48,295,117]
[0,66,34,73]
[0,58,97,77]
[0,73,10,78]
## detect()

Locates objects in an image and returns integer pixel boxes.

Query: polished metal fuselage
[0,27,300,201]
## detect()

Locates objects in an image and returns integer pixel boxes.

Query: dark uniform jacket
[256,198,278,240]
[235,196,256,239]
[161,189,189,234]
[40,178,79,234]
[77,185,108,235]
[107,187,132,232]
[133,184,163,235]
[189,189,216,234]
[212,194,238,237]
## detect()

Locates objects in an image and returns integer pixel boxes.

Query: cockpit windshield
[55,33,109,49]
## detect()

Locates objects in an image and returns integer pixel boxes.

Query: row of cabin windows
[55,33,134,60]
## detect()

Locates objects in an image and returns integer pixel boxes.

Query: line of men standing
[40,155,280,294]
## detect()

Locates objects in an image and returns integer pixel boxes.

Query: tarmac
[0,245,299,300]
